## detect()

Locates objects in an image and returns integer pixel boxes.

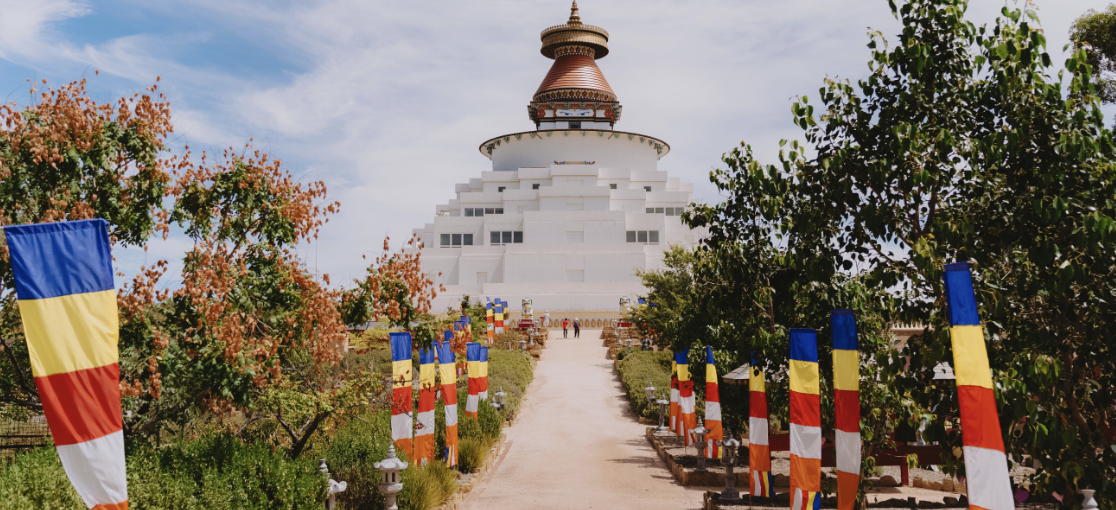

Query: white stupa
[417,1,706,312]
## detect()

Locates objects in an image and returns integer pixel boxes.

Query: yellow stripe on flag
[419,361,435,388]
[676,363,689,381]
[392,360,413,389]
[439,359,456,385]
[20,290,119,378]
[468,360,481,378]
[789,360,819,395]
[749,368,764,392]
[832,350,859,392]
[950,325,994,389]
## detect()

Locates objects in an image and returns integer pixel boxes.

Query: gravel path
[460,329,706,510]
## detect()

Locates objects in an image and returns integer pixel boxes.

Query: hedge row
[616,350,674,420]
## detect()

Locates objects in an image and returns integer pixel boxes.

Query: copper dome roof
[534,53,615,100]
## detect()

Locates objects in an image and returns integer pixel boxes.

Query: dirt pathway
[461,329,706,510]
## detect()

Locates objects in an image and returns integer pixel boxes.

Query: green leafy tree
[1070,4,1116,103]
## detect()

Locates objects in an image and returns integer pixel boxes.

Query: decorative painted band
[479,130,671,159]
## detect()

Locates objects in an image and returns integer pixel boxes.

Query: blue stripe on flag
[419,346,436,364]
[438,338,455,364]
[5,219,114,300]
[674,348,689,366]
[705,346,714,365]
[944,262,980,326]
[467,342,480,362]
[831,310,858,351]
[790,328,818,362]
[390,332,412,362]
[480,346,488,362]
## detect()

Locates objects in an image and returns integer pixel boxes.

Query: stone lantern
[374,443,408,510]
[718,429,743,504]
[644,380,656,406]
[1082,490,1098,510]
[519,338,527,353]
[656,391,670,433]
[690,419,709,472]
[318,459,347,510]
[494,387,507,411]
[625,338,633,356]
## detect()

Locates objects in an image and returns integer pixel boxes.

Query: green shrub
[476,400,502,440]
[321,411,395,509]
[456,438,486,474]
[0,444,84,508]
[485,349,533,421]
[399,461,457,510]
[616,350,673,419]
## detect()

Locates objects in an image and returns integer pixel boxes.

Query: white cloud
[0,0,88,60]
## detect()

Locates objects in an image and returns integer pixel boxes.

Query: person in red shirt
[562,318,570,338]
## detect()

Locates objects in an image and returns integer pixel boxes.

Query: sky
[0,0,1109,290]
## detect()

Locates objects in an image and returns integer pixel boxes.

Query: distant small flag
[944,262,1014,510]
[494,299,505,335]
[390,331,414,458]
[479,346,489,401]
[749,362,772,497]
[704,347,722,459]
[6,219,128,510]
[438,332,458,467]
[676,349,696,446]
[789,328,821,510]
[832,310,861,510]
[465,342,481,419]
[486,301,495,343]
[669,360,679,434]
[415,345,436,465]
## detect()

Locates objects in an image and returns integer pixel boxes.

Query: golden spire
[540,1,609,59]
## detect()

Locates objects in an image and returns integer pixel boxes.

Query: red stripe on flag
[749,391,767,418]
[392,386,412,413]
[35,363,122,446]
[957,385,1006,452]
[442,384,457,406]
[789,391,821,427]
[834,389,859,433]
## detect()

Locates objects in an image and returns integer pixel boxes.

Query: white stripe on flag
[963,446,1015,510]
[56,429,127,509]
[704,401,722,421]
[479,391,488,401]
[445,404,458,426]
[679,395,696,414]
[835,429,861,473]
[789,423,822,459]
[466,395,478,413]
[749,417,769,446]
[792,488,805,510]
[391,412,413,441]
[417,410,435,437]
[753,471,762,496]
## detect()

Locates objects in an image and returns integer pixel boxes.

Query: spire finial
[569,1,581,25]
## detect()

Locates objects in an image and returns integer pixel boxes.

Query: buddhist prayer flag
[494,299,505,334]
[390,332,414,458]
[6,219,128,510]
[438,333,458,467]
[479,346,489,401]
[465,342,481,419]
[485,301,494,343]
[703,346,722,459]
[944,262,1014,510]
[749,364,772,497]
[789,328,821,510]
[415,345,436,465]
[831,310,861,510]
[675,349,696,446]
[669,360,679,435]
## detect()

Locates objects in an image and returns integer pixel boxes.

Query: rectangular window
[495,208,503,214]
[644,186,652,192]
[569,121,581,129]
[452,233,462,246]
[498,187,506,192]
[465,208,474,217]
[475,208,484,217]
[441,234,451,247]
[490,231,524,246]
[610,183,617,190]
[485,207,495,215]
[463,234,473,246]
[646,207,655,214]
[626,230,659,245]
[655,207,664,214]
[532,183,540,190]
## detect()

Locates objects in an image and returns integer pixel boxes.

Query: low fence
[0,416,50,453]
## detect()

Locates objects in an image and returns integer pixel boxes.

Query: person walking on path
[544,310,551,328]
[562,318,570,338]
[573,318,581,338]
